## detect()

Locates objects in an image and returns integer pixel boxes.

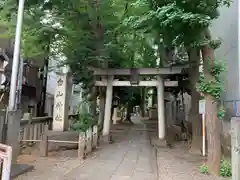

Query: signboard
[199,99,205,114]
[199,99,206,157]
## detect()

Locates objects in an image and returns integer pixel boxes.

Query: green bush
[200,164,209,174]
[200,160,232,177]
[71,112,97,132]
[220,159,232,177]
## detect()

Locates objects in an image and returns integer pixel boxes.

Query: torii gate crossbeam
[90,66,187,142]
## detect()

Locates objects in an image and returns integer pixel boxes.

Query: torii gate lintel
[91,66,187,142]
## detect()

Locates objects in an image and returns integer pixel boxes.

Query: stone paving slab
[62,121,157,180]
[15,119,157,180]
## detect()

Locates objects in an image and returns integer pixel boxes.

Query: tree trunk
[187,48,202,154]
[189,96,202,154]
[152,88,157,106]
[140,87,146,117]
[126,101,133,123]
[90,87,97,118]
[202,43,221,175]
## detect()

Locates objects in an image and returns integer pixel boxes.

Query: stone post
[6,110,21,163]
[102,75,113,139]
[112,107,118,124]
[0,109,6,143]
[172,100,177,124]
[157,75,165,139]
[52,67,71,131]
[166,101,173,126]
[231,117,240,180]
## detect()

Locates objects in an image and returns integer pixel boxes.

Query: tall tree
[124,0,231,175]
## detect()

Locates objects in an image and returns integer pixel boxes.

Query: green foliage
[0,0,160,110]
[197,80,223,100]
[197,60,225,100]
[197,60,226,120]
[217,106,226,120]
[0,0,232,110]
[220,159,232,177]
[200,164,209,174]
[197,78,224,100]
[124,0,231,48]
[0,3,57,59]
[200,160,232,177]
[71,112,97,132]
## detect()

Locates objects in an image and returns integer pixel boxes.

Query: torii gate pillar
[102,75,113,141]
[157,75,165,139]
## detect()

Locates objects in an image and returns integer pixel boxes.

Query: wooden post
[40,124,49,157]
[231,117,240,180]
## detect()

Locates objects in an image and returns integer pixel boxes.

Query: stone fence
[18,114,98,159]
[19,114,77,148]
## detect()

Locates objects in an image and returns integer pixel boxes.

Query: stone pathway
[62,121,157,180]
[15,120,157,180]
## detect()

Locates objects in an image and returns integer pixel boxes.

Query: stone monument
[52,67,72,131]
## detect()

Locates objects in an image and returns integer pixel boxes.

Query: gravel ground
[143,119,230,180]
[15,151,86,180]
[155,142,229,180]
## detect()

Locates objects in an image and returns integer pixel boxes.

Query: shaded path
[15,118,157,180]
[63,119,157,180]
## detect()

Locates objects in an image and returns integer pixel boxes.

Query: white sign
[199,99,205,114]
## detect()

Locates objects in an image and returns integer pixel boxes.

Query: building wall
[207,2,238,155]
[210,0,238,101]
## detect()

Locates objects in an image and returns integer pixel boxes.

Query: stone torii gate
[91,66,187,141]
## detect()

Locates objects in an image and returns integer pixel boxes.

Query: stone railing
[39,125,98,159]
[19,114,77,148]
[19,114,99,159]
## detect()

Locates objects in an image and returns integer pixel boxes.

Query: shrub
[220,159,231,177]
[200,164,209,174]
[200,160,232,177]
[71,112,97,132]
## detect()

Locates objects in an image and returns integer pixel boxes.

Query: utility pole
[6,0,25,163]
[16,57,23,109]
[8,0,24,111]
